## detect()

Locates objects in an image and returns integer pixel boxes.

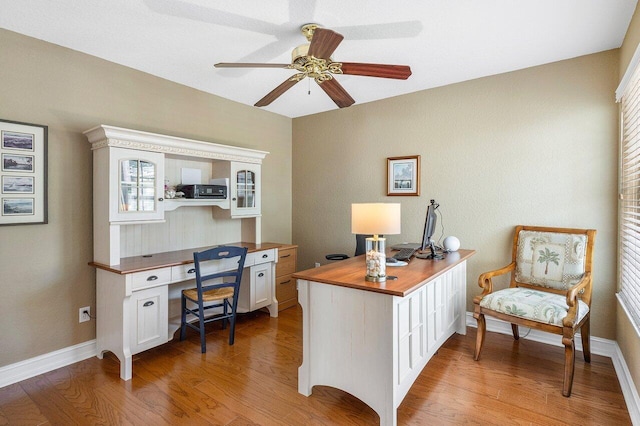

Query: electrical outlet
[314,262,321,268]
[79,306,90,323]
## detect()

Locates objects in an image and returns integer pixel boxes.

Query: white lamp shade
[351,203,401,235]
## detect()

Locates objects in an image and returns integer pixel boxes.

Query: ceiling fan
[215,24,412,109]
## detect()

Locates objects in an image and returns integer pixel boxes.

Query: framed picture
[0,119,47,225]
[387,155,420,196]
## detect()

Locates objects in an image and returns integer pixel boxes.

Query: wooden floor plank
[0,306,631,425]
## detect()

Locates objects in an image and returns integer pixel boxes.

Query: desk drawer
[247,249,275,266]
[171,257,240,282]
[276,274,296,302]
[131,267,172,290]
[276,247,296,277]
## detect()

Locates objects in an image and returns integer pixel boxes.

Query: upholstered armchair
[473,225,596,397]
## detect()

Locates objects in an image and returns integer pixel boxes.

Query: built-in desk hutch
[85,125,279,380]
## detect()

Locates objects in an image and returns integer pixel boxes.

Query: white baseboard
[0,340,97,389]
[1,317,639,425]
[466,312,639,425]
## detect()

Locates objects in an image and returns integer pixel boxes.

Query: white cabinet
[130,286,168,355]
[239,258,273,312]
[110,147,165,223]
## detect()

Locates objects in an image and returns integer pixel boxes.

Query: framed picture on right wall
[387,155,420,196]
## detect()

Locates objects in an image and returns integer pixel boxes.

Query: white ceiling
[0,0,637,118]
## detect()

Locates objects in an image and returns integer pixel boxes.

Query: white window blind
[619,59,640,330]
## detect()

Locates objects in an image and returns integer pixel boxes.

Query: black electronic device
[417,199,443,260]
[392,248,416,261]
[177,184,227,199]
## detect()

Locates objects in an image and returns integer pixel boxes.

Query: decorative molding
[0,340,97,388]
[83,125,268,164]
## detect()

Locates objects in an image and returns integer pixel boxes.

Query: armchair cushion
[479,287,589,326]
[515,230,587,291]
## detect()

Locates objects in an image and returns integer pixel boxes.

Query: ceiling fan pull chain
[308,78,311,95]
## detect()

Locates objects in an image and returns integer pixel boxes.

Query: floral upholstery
[514,230,587,291]
[479,287,589,326]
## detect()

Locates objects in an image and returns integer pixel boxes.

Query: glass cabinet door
[230,162,260,217]
[235,169,256,209]
[110,148,164,222]
[119,159,158,212]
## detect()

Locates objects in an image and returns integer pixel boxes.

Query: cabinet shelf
[163,198,230,212]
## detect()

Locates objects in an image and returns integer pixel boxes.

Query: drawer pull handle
[146,275,158,281]
[258,272,265,277]
[280,280,291,285]
[280,254,291,259]
[262,254,268,258]
[187,268,196,274]
[143,301,154,307]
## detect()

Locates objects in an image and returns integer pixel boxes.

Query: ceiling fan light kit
[215,24,412,109]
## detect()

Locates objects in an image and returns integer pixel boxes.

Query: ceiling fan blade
[339,62,412,80]
[215,62,290,69]
[307,28,344,59]
[255,77,301,107]
[318,78,355,108]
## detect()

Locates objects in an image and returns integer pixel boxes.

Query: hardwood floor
[0,305,631,425]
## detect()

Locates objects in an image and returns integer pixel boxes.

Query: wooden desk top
[89,242,286,274]
[293,249,475,297]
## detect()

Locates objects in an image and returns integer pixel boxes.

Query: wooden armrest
[563,272,592,327]
[474,262,516,303]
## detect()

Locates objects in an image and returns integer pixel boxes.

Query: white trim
[466,312,639,424]
[617,42,640,102]
[0,340,97,389]
[1,317,638,425]
[612,342,640,425]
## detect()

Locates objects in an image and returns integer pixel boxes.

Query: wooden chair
[473,225,596,396]
[180,245,248,353]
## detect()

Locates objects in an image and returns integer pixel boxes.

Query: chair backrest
[354,234,371,257]
[510,225,596,303]
[193,246,248,294]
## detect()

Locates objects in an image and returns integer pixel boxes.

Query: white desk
[294,249,474,426]
[90,242,282,380]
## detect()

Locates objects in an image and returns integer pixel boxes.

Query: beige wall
[0,29,292,367]
[293,50,619,340]
[618,3,640,402]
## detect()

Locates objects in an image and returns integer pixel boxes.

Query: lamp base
[365,275,387,282]
[364,237,387,282]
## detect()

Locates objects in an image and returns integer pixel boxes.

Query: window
[619,57,640,330]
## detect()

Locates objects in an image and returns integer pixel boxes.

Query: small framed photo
[2,153,34,172]
[2,130,34,151]
[0,119,47,225]
[387,155,420,196]
[3,198,34,216]
[2,176,34,193]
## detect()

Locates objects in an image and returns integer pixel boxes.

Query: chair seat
[479,287,589,327]
[183,286,235,303]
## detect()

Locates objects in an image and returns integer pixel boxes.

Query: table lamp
[351,203,401,282]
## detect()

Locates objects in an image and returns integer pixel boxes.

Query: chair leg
[222,299,228,330]
[180,294,187,341]
[198,301,207,354]
[474,313,486,361]
[581,318,591,363]
[563,337,575,397]
[511,323,520,340]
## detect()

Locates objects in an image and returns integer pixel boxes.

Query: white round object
[443,236,460,252]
